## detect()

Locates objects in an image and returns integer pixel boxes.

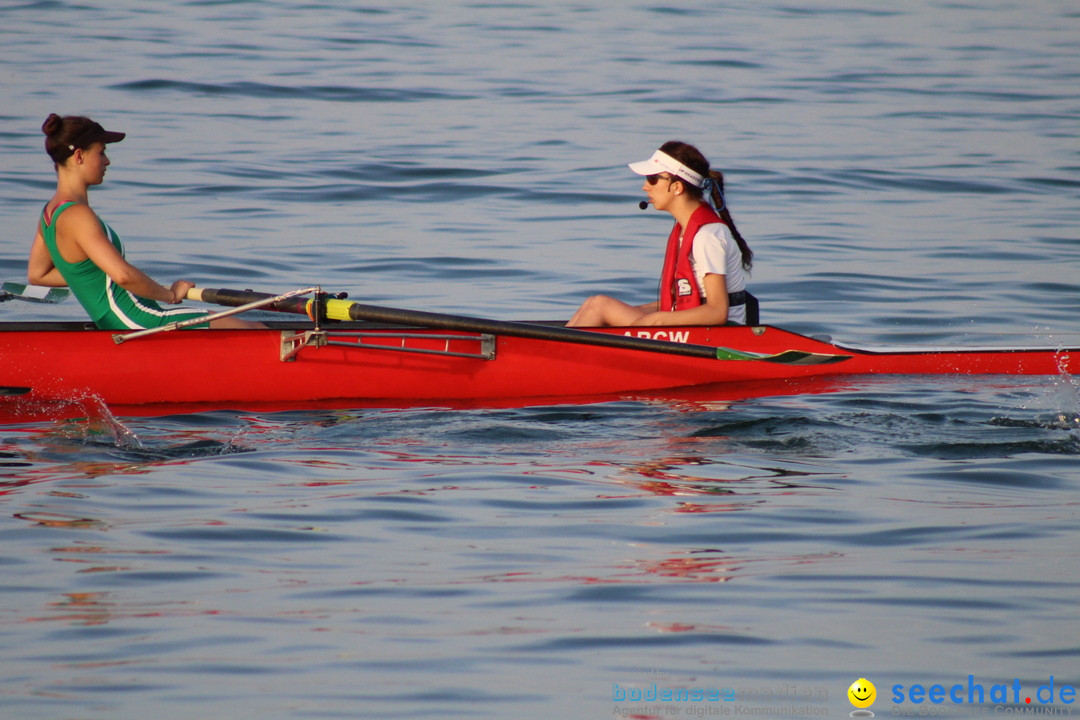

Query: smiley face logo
[848,678,876,709]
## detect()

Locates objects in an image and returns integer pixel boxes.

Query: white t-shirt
[688,222,747,324]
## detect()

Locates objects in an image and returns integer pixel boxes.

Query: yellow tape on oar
[300,297,354,322]
[323,298,355,322]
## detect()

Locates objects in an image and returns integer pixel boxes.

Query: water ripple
[111,78,469,102]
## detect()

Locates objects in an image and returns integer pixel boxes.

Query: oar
[114,286,318,344]
[187,287,851,365]
[0,282,71,304]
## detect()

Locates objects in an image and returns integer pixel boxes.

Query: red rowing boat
[0,286,1076,422]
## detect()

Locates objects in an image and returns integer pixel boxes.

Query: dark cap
[68,121,126,150]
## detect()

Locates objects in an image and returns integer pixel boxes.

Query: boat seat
[744,292,760,326]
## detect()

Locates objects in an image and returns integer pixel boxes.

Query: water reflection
[13,512,106,530]
[607,455,833,499]
[26,592,117,627]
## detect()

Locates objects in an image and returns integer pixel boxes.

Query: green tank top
[40,202,207,330]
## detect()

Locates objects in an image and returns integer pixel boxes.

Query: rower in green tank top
[39,201,212,329]
[28,113,263,331]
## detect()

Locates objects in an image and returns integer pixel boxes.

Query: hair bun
[42,113,63,137]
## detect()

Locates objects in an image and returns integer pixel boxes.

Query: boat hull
[0,321,1076,420]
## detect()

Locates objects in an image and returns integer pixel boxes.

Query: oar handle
[116,286,318,344]
[187,286,316,317]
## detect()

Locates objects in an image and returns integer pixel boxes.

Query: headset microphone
[638,200,650,210]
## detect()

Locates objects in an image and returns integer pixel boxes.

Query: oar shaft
[189,287,721,359]
[188,287,855,365]
[333,299,727,357]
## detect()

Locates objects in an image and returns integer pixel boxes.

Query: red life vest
[658,204,727,311]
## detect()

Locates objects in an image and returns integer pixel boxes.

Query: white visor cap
[628,149,704,187]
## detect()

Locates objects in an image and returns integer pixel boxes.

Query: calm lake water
[1,1,1079,718]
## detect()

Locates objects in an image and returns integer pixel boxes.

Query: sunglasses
[646,174,679,185]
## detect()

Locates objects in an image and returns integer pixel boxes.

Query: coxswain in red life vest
[657,203,754,319]
[658,204,723,311]
[566,141,757,327]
